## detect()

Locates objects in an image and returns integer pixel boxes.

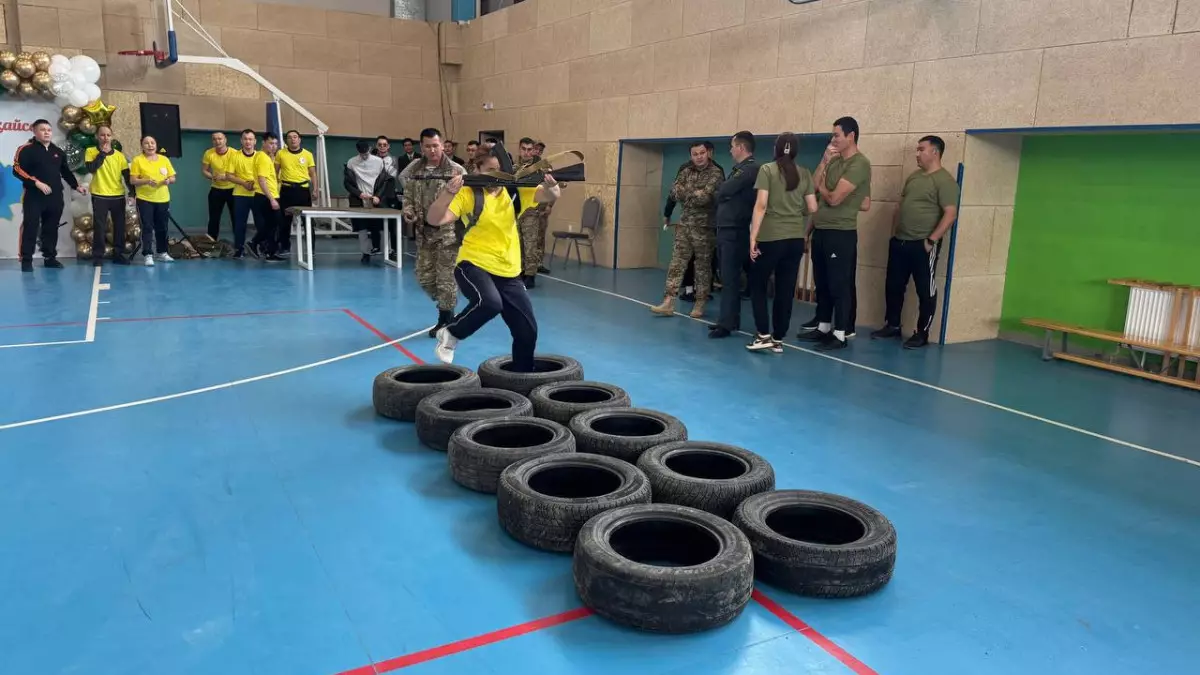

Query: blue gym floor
[1,242,1198,675]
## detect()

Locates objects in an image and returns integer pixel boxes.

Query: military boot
[650,296,675,316]
[689,299,706,318]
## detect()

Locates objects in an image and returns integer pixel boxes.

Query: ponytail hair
[774,132,800,191]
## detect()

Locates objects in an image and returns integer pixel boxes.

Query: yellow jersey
[202,147,236,190]
[276,148,315,186]
[229,150,260,198]
[84,147,129,198]
[253,151,279,199]
[449,187,521,278]
[516,187,538,218]
[129,153,175,203]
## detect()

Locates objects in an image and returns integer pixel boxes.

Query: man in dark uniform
[13,118,86,272]
[709,131,759,338]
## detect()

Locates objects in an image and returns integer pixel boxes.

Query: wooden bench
[1022,318,1200,391]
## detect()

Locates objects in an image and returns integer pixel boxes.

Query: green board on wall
[1000,134,1200,336]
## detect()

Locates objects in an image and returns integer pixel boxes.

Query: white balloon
[78,172,94,186]
[51,54,71,69]
[83,83,101,103]
[49,62,70,79]
[70,70,87,88]
[70,194,91,218]
[54,95,71,108]
[50,79,75,97]
[69,55,102,84]
[68,88,88,107]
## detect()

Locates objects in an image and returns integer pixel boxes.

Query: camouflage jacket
[669,162,724,228]
[399,155,467,246]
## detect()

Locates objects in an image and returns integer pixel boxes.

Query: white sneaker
[143,254,155,267]
[156,253,174,262]
[434,327,458,364]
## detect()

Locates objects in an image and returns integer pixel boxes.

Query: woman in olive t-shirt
[747,133,819,353]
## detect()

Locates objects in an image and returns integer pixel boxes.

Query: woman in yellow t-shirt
[424,147,561,368]
[83,124,132,266]
[128,135,177,266]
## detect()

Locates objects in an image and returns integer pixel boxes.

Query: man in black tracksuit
[709,131,759,338]
[13,119,84,272]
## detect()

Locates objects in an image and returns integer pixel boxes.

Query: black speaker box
[139,102,182,158]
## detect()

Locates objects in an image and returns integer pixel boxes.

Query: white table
[287,206,405,271]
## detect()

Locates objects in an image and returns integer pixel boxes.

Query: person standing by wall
[128,135,176,267]
[12,119,84,272]
[200,132,235,241]
[515,137,544,288]
[709,131,759,338]
[871,135,959,349]
[399,127,467,335]
[651,140,724,319]
[274,130,317,256]
[343,139,393,265]
[799,117,871,351]
[227,129,261,259]
[83,124,131,266]
[746,133,818,354]
[247,132,284,262]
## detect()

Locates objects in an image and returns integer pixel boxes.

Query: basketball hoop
[117,46,168,68]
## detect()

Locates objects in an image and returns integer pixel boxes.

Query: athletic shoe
[796,329,831,343]
[21,260,33,273]
[44,258,63,269]
[816,336,848,351]
[708,326,731,339]
[537,266,550,275]
[156,253,174,263]
[434,327,458,364]
[903,332,929,350]
[263,253,284,262]
[871,325,901,339]
[246,241,261,259]
[144,255,155,267]
[746,334,780,353]
[798,318,819,332]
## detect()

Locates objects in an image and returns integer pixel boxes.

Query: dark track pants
[810,228,858,333]
[750,238,805,340]
[277,183,311,252]
[136,199,169,256]
[19,193,63,261]
[232,195,255,251]
[715,227,750,331]
[92,195,126,260]
[207,187,235,239]
[448,261,538,372]
[884,237,940,337]
[250,194,282,255]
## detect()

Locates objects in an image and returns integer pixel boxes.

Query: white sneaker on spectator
[143,254,155,267]
[156,253,174,263]
[434,327,458,364]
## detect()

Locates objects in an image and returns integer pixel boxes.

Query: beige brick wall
[452,0,1200,342]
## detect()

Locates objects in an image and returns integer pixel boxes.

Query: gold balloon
[31,71,51,92]
[13,58,36,79]
[17,52,32,61]
[61,105,83,124]
[71,228,87,243]
[128,225,142,241]
[32,52,51,72]
[83,100,117,128]
[40,87,56,101]
[105,225,114,245]
[126,210,139,226]
[0,70,18,91]
[104,245,115,258]
[77,241,93,258]
[78,214,94,231]
[59,118,76,133]
[16,81,36,97]
[123,240,135,255]
[0,51,15,70]
[77,118,97,135]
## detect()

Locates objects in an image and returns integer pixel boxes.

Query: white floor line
[0,326,432,432]
[0,339,90,350]
[534,269,1200,468]
[85,266,106,342]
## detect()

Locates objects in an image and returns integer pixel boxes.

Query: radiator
[1122,287,1200,348]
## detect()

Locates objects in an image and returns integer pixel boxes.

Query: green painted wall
[656,134,830,267]
[169,131,364,231]
[1000,134,1200,336]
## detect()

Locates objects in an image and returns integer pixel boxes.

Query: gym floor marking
[0,267,107,350]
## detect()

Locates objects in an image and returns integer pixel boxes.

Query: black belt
[282,181,310,188]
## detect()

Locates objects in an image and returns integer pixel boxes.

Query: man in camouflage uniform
[651,140,725,319]
[400,127,467,336]
[513,137,551,288]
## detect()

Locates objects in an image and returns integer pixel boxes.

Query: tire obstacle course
[372,355,898,634]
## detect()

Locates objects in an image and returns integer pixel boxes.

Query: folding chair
[549,196,601,266]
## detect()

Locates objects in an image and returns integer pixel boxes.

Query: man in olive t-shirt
[872,135,959,349]
[798,116,871,351]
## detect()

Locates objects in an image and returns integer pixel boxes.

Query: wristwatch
[926,237,938,247]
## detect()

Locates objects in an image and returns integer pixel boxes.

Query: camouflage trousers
[663,225,715,301]
[416,237,460,311]
[519,209,548,276]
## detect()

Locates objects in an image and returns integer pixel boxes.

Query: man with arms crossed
[871,135,958,349]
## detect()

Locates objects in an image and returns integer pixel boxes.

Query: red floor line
[333,607,594,675]
[0,319,84,331]
[751,590,879,675]
[341,309,425,364]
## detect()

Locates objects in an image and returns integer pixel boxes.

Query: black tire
[448,417,576,494]
[569,408,687,464]
[477,354,584,396]
[497,453,651,552]
[415,388,533,452]
[732,490,897,598]
[573,503,754,633]
[372,364,480,422]
[637,442,775,519]
[529,381,631,425]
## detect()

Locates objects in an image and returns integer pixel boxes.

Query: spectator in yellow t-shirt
[247,132,284,262]
[423,146,561,368]
[201,131,235,240]
[273,129,316,256]
[128,135,177,266]
[82,124,132,266]
[226,129,262,258]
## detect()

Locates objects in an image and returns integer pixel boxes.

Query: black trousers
[885,237,940,337]
[811,228,858,333]
[207,187,235,239]
[136,199,169,256]
[347,194,381,249]
[715,227,749,331]
[92,195,126,260]
[448,261,538,372]
[19,193,64,261]
[250,194,283,254]
[232,195,254,251]
[277,184,311,251]
[751,238,805,340]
